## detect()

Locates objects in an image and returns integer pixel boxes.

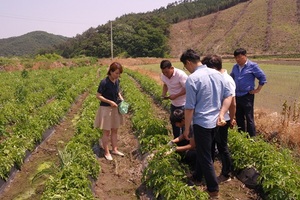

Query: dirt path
[92,114,144,200]
[92,74,171,200]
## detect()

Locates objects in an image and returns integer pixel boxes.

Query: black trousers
[212,121,232,177]
[193,125,219,192]
[236,93,256,137]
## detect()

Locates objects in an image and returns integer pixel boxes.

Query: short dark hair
[201,54,213,67]
[160,60,172,70]
[170,109,184,124]
[180,49,200,64]
[107,62,123,75]
[234,48,247,57]
[201,54,222,71]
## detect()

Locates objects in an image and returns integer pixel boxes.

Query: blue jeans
[193,125,219,192]
[236,93,256,137]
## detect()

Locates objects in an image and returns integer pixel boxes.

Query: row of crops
[124,69,300,200]
[1,66,300,199]
[0,66,97,182]
[41,87,101,199]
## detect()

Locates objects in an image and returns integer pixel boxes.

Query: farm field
[127,58,300,157]
[129,59,300,114]
[0,58,299,199]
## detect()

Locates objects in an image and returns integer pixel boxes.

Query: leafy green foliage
[42,165,95,200]
[14,84,27,103]
[35,53,62,61]
[143,150,208,199]
[41,79,101,199]
[0,66,97,180]
[229,129,300,199]
[55,15,170,58]
[126,68,170,109]
[21,69,29,78]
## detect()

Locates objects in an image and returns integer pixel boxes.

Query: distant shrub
[21,60,34,69]
[0,57,19,66]
[35,53,62,61]
[72,56,98,66]
[21,69,29,78]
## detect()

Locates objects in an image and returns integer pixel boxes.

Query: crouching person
[168,109,196,171]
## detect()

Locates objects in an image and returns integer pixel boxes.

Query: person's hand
[168,94,177,100]
[165,146,177,155]
[110,101,118,107]
[167,140,175,147]
[217,116,226,126]
[230,118,236,129]
[183,129,190,141]
[249,88,261,94]
[161,95,170,100]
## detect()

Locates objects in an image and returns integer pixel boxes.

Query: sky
[0,0,175,39]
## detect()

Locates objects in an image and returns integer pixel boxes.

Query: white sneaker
[111,151,124,157]
[104,154,113,160]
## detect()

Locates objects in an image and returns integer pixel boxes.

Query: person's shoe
[206,190,219,199]
[104,154,113,160]
[111,151,125,157]
[217,175,231,184]
[188,176,204,186]
[192,179,204,186]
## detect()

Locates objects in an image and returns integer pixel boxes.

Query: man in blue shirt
[180,49,233,199]
[230,48,267,137]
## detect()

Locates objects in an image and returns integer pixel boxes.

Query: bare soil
[92,114,144,200]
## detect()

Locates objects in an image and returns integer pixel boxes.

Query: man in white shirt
[201,54,236,184]
[160,60,188,145]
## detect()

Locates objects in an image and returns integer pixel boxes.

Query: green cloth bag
[118,101,129,115]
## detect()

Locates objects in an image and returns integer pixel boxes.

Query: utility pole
[110,21,113,60]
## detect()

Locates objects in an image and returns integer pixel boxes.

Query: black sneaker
[207,190,219,199]
[188,176,204,186]
[217,175,231,183]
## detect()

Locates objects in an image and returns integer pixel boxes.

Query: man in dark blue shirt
[230,48,267,137]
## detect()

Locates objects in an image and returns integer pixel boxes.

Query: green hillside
[52,0,247,58]
[1,0,299,58]
[0,31,68,57]
[56,0,299,58]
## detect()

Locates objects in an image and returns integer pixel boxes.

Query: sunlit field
[135,61,300,114]
[131,60,300,155]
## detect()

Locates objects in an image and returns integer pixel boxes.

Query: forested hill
[55,0,300,58]
[0,31,68,57]
[2,0,299,58]
[52,0,249,58]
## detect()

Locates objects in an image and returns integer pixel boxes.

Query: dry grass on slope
[168,0,300,57]
[255,108,300,158]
